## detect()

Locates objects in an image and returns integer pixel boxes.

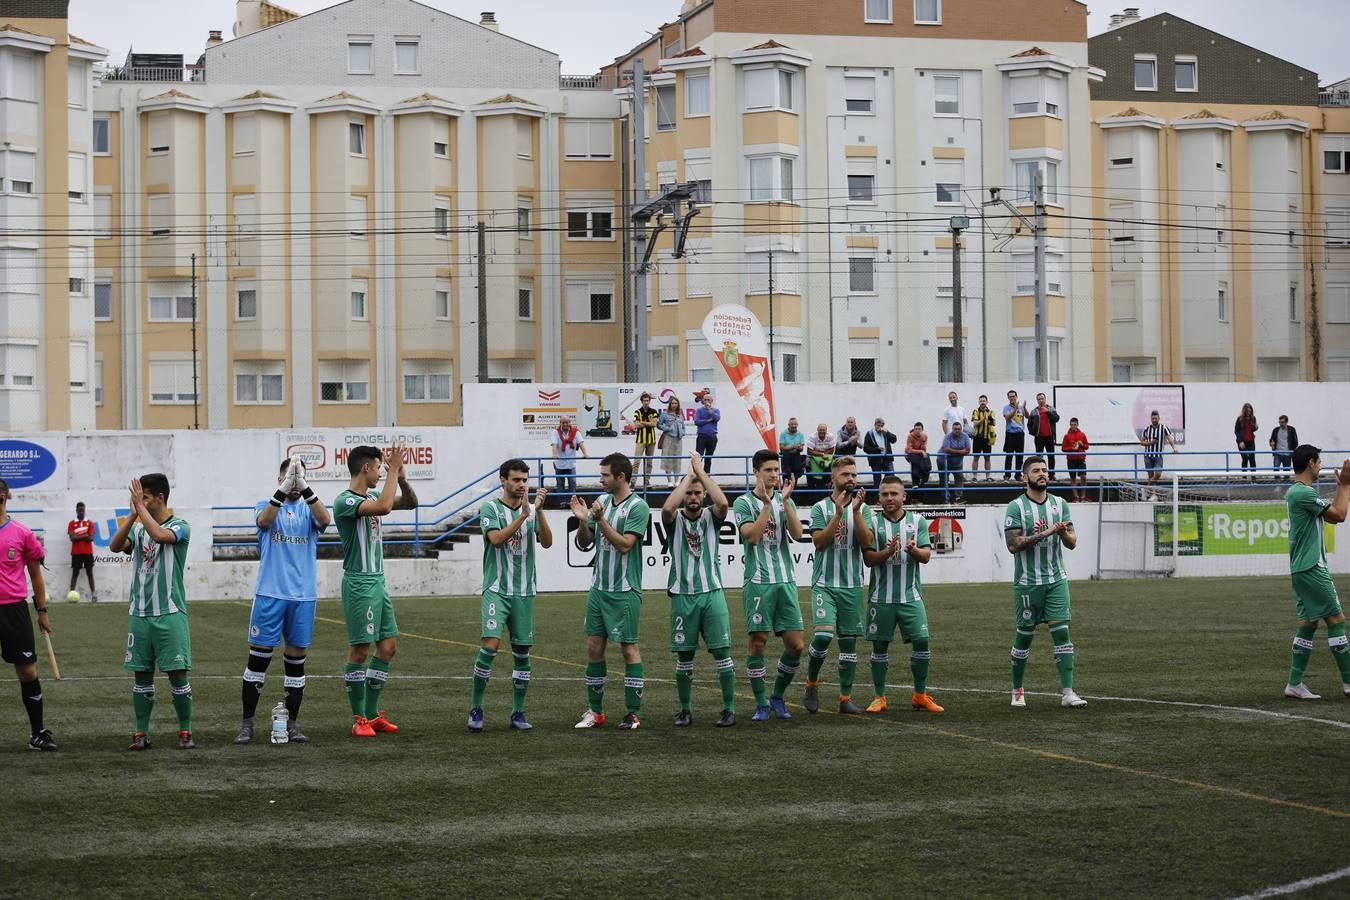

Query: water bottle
[270,701,289,745]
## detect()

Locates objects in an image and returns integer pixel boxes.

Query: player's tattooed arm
[395,474,418,510]
[1005,523,1063,554]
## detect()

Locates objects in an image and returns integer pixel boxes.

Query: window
[1217,282,1228,322]
[517,197,532,238]
[68,152,87,202]
[402,359,452,402]
[94,281,112,320]
[1110,154,1134,168]
[0,344,37,389]
[1183,357,1232,382]
[148,112,170,154]
[1110,202,1134,242]
[655,84,676,132]
[148,281,195,321]
[685,240,712,296]
[1,149,35,194]
[745,250,800,294]
[1016,339,1061,380]
[234,361,285,404]
[349,194,367,238]
[1011,74,1058,116]
[865,0,892,22]
[349,121,365,156]
[235,279,257,320]
[845,76,876,114]
[914,0,941,24]
[564,278,615,322]
[94,358,103,405]
[782,352,798,382]
[93,116,111,155]
[1110,279,1137,322]
[1326,283,1350,324]
[1012,252,1063,295]
[67,62,85,109]
[934,160,961,204]
[0,248,37,293]
[685,73,710,117]
[1134,55,1157,91]
[348,36,373,74]
[686,156,712,204]
[1330,359,1350,382]
[849,257,876,293]
[94,193,112,238]
[1,51,36,101]
[1175,56,1197,92]
[518,278,534,319]
[563,120,614,160]
[233,193,258,252]
[1290,283,1300,322]
[933,74,960,116]
[1325,137,1350,173]
[748,155,795,202]
[149,194,171,237]
[435,278,451,320]
[394,38,419,74]
[69,247,87,295]
[566,201,614,240]
[1112,359,1156,383]
[350,279,368,320]
[848,174,875,202]
[148,360,196,404]
[488,359,535,383]
[434,196,450,237]
[850,357,877,383]
[744,66,797,112]
[1044,76,1061,117]
[319,360,369,403]
[433,139,449,157]
[233,113,256,156]
[516,118,532,160]
[1327,208,1350,246]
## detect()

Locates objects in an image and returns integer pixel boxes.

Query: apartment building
[1088,9,1350,382]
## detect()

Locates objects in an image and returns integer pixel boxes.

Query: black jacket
[1025,405,1060,441]
[863,428,898,463]
[1268,425,1298,451]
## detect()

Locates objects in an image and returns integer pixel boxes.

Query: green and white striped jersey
[587,493,650,593]
[809,498,874,589]
[1004,494,1071,586]
[869,510,930,604]
[335,489,384,576]
[480,498,537,597]
[127,517,190,617]
[732,491,796,585]
[1287,482,1331,573]
[668,507,724,594]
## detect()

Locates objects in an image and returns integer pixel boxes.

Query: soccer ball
[67,590,80,604]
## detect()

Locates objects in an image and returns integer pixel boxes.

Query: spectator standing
[938,422,972,503]
[941,391,967,435]
[905,422,932,492]
[1061,418,1090,503]
[806,424,838,491]
[633,392,660,490]
[1138,409,1179,500]
[694,393,721,474]
[68,501,97,602]
[657,396,687,486]
[550,416,588,494]
[863,418,899,489]
[836,417,860,457]
[1026,392,1061,479]
[779,418,807,485]
[1002,390,1027,480]
[1269,415,1298,475]
[970,395,998,481]
[1234,403,1258,474]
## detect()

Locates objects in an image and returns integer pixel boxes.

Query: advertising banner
[1153,503,1334,556]
[701,305,778,452]
[280,430,437,481]
[0,436,65,491]
[1053,385,1186,445]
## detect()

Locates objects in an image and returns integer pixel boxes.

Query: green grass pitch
[9,576,1350,897]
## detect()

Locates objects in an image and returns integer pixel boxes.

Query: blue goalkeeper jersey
[253,499,326,602]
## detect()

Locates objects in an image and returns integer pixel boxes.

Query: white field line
[1231,864,1350,899]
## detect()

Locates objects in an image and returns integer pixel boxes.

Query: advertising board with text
[280,430,437,481]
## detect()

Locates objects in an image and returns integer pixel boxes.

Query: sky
[67,0,1347,84]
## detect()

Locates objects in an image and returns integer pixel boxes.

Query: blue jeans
[1273,451,1292,471]
[554,466,577,495]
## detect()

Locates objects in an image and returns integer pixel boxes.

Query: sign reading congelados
[1154,503,1336,556]
[280,430,437,481]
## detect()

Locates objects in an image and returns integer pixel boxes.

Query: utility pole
[949,216,969,382]
[477,220,487,383]
[620,116,633,381]
[767,246,776,377]
[630,57,649,383]
[1032,169,1049,381]
[190,252,199,429]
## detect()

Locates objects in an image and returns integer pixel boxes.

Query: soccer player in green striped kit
[110,474,196,750]
[1004,456,1086,708]
[571,453,651,730]
[662,451,735,727]
[733,448,805,721]
[468,459,552,731]
[804,456,875,714]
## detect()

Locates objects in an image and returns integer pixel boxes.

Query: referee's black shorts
[0,602,36,665]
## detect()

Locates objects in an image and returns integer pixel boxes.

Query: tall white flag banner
[700,304,778,451]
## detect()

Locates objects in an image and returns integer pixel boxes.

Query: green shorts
[671,589,732,652]
[584,587,642,644]
[867,600,929,644]
[743,582,805,635]
[810,585,864,637]
[482,590,535,644]
[124,612,192,673]
[343,573,399,645]
[1292,567,1342,621]
[1014,580,1072,627]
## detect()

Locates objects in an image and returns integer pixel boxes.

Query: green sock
[363,657,390,719]
[746,653,767,706]
[1011,628,1035,689]
[1289,624,1317,685]
[470,645,497,709]
[1326,622,1350,682]
[837,638,858,697]
[132,671,154,732]
[712,647,735,713]
[585,661,606,713]
[772,651,800,699]
[910,638,931,694]
[870,641,890,696]
[168,675,193,731]
[344,661,367,717]
[807,632,833,682]
[624,662,645,715]
[675,651,695,712]
[1050,624,1075,689]
[510,646,532,714]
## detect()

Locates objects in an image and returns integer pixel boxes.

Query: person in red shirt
[67,502,97,603]
[1061,418,1090,502]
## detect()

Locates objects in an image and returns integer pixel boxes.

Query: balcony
[560,73,630,91]
[101,64,205,83]
[1320,90,1350,107]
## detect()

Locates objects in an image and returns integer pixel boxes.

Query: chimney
[1122,7,1141,22]
[1108,14,1123,28]
[479,11,499,32]
[206,30,223,48]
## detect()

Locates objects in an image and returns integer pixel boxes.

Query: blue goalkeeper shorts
[248,595,316,648]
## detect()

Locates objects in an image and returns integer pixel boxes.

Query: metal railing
[559,73,629,90]
[1319,90,1350,107]
[100,65,204,83]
